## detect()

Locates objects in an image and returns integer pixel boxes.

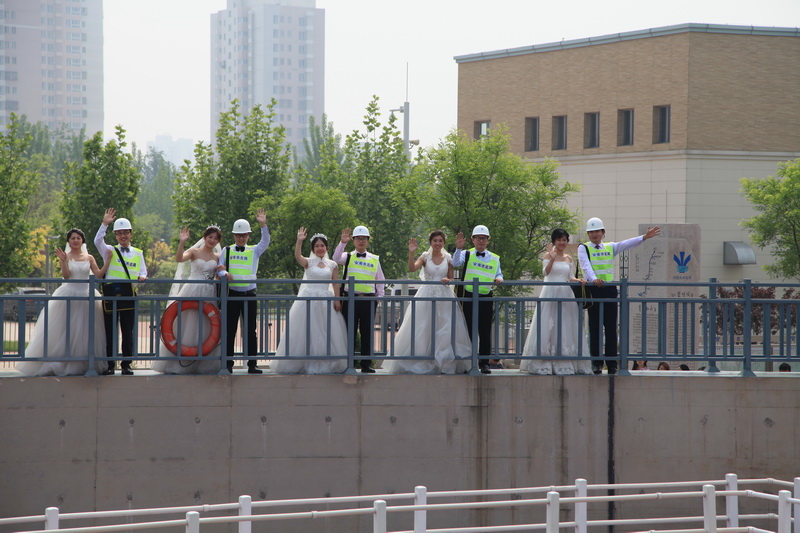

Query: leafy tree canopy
[174,99,291,253]
[0,114,41,279]
[741,158,800,281]
[60,126,143,262]
[394,126,581,292]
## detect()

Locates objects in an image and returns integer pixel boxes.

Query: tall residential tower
[0,0,103,134]
[210,0,324,150]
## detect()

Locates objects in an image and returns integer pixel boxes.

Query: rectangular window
[474,120,490,139]
[584,112,600,148]
[524,117,539,152]
[653,105,670,144]
[617,109,634,146]
[552,116,567,150]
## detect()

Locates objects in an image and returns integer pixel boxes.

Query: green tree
[0,114,42,279]
[394,127,580,292]
[134,146,176,242]
[340,96,415,280]
[13,118,83,228]
[295,113,344,185]
[60,127,143,261]
[741,159,800,280]
[174,99,291,253]
[263,184,357,284]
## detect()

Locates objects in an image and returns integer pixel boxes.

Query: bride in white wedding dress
[152,226,223,375]
[520,229,592,375]
[16,229,110,377]
[384,231,471,374]
[270,228,348,374]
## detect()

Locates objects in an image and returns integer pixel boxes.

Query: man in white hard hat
[453,225,503,374]
[578,217,660,374]
[217,209,270,374]
[94,208,148,375]
[333,226,385,373]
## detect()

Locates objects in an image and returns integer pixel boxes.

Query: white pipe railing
[5,474,797,533]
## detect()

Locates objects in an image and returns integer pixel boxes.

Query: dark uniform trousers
[226,288,259,371]
[104,303,135,371]
[341,294,375,370]
[586,284,618,373]
[462,291,493,370]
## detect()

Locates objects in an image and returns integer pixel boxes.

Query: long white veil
[170,238,222,297]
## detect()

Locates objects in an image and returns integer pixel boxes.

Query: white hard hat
[232,219,252,233]
[586,217,605,232]
[472,225,490,237]
[113,218,132,232]
[352,225,370,238]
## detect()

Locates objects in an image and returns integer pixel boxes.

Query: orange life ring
[160,301,221,357]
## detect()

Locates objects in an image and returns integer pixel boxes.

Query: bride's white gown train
[520,260,592,375]
[271,258,348,374]
[15,260,107,377]
[384,253,471,374]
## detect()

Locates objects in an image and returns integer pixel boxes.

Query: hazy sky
[104,0,800,151]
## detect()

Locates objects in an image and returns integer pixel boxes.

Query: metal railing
[1,276,799,376]
[1,474,797,533]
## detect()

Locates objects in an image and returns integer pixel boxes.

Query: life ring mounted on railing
[160,301,221,357]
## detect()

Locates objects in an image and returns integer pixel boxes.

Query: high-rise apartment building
[0,0,103,134]
[456,24,800,282]
[211,0,324,150]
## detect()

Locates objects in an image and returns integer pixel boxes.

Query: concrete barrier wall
[1,374,798,531]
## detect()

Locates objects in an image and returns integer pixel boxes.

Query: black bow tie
[595,245,602,249]
[475,251,486,257]
[235,246,245,252]
[120,247,130,254]
[356,252,367,258]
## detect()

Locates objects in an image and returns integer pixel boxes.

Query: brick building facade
[456,24,800,282]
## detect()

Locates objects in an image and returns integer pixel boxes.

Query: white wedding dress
[384,252,471,374]
[271,257,348,374]
[152,259,221,375]
[520,259,592,375]
[16,260,107,377]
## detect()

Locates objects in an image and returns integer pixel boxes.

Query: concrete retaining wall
[1,373,797,531]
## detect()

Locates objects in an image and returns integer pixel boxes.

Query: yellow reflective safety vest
[228,247,257,288]
[106,246,143,280]
[347,252,379,294]
[585,242,614,282]
[463,248,500,295]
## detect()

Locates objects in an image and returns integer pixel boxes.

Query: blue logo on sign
[673,251,691,273]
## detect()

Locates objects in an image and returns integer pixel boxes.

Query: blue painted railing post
[741,279,755,377]
[618,278,631,376]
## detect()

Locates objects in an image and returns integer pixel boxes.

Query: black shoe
[480,366,491,374]
[121,368,134,376]
[248,367,263,374]
[102,368,115,376]
[607,369,617,375]
[360,367,376,374]
[592,369,602,375]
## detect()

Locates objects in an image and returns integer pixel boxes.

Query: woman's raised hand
[297,227,307,242]
[179,227,190,243]
[408,238,418,253]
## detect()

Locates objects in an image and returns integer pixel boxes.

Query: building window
[584,112,599,149]
[524,117,539,152]
[474,120,490,139]
[653,105,670,144]
[552,116,567,150]
[617,109,634,146]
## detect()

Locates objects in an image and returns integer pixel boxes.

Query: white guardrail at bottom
[1,474,798,533]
